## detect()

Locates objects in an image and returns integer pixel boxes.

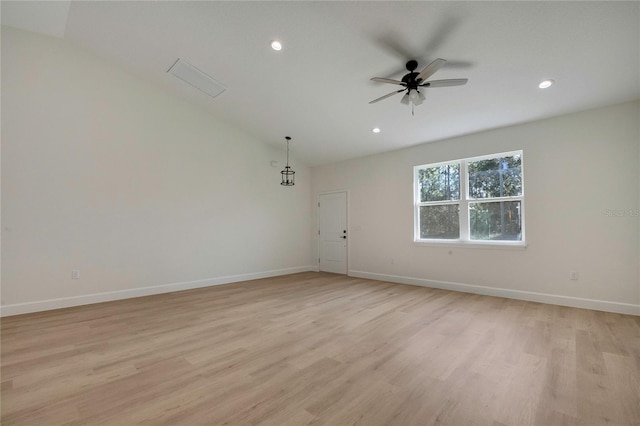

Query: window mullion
[469,195,524,203]
[414,167,420,241]
[459,160,469,241]
[417,200,460,207]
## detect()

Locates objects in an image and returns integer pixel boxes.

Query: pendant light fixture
[280,136,295,186]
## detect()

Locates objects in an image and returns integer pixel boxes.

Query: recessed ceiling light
[372,128,381,133]
[270,40,282,51]
[538,79,554,89]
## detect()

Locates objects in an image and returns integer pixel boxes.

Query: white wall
[1,27,313,315]
[3,27,638,317]
[312,101,640,315]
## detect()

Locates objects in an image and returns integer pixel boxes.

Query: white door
[319,192,347,274]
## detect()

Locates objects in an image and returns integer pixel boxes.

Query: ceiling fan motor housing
[401,72,421,90]
[402,60,422,89]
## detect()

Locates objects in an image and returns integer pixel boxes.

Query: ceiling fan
[369,58,468,111]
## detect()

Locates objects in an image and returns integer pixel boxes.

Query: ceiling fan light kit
[409,89,425,105]
[369,58,468,113]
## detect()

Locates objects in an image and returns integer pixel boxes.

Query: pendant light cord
[285,136,292,169]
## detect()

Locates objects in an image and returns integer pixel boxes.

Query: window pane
[468,155,522,199]
[469,201,522,241]
[419,205,460,239]
[418,163,460,202]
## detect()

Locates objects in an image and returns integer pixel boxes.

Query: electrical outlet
[570,271,579,281]
[72,270,80,279]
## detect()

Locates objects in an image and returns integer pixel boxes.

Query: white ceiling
[3,1,639,167]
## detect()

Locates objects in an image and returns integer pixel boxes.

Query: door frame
[317,190,349,274]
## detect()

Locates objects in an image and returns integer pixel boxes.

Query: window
[414,151,524,246]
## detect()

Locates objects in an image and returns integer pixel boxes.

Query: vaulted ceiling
[3,1,639,166]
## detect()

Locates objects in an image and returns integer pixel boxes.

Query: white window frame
[414,150,526,249]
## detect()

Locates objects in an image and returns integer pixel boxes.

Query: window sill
[413,240,527,250]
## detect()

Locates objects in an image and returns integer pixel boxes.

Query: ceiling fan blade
[372,31,415,62]
[371,77,405,86]
[416,58,447,82]
[369,89,405,104]
[421,78,468,87]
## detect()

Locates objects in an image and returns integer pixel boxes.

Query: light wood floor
[2,272,639,425]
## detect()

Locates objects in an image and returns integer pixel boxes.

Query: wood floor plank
[2,272,639,425]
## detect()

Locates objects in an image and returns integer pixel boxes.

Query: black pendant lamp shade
[280,136,295,186]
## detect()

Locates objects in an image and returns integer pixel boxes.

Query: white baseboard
[0,266,317,317]
[4,267,637,317]
[349,270,640,316]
